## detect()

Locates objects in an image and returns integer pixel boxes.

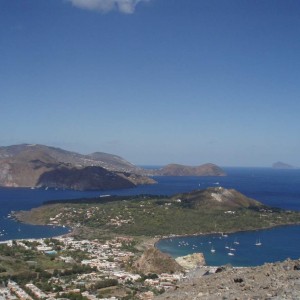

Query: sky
[1,0,300,167]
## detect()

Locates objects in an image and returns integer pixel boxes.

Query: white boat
[211,246,216,253]
[234,238,239,245]
[255,238,262,246]
[228,252,234,256]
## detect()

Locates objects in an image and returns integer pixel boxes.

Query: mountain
[272,161,294,169]
[37,166,136,191]
[0,144,143,173]
[88,152,142,173]
[172,187,262,210]
[155,163,226,176]
[0,144,155,190]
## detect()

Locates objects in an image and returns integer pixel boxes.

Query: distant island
[0,144,226,190]
[272,161,295,169]
[153,163,226,176]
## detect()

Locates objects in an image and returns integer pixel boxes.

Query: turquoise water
[1,167,300,266]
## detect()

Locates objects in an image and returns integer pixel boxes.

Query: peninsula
[15,187,300,239]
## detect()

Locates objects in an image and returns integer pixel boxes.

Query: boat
[255,238,262,246]
[229,245,236,251]
[211,246,216,253]
[228,252,234,256]
[234,238,240,245]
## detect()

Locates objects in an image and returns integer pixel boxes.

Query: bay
[156,225,300,267]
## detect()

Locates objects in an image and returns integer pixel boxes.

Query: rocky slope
[37,166,136,191]
[134,247,183,274]
[154,163,226,176]
[172,187,263,210]
[155,258,300,299]
[0,144,155,190]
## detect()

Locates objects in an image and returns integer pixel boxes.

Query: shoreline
[153,223,300,268]
[154,221,300,248]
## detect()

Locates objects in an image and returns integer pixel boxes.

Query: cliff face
[0,144,154,190]
[155,163,226,176]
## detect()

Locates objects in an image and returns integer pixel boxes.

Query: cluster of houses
[0,236,184,300]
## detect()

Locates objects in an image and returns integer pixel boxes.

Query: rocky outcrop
[134,247,183,274]
[175,253,206,270]
[155,258,300,299]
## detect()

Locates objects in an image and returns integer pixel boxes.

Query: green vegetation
[0,242,94,286]
[15,190,300,239]
[59,292,88,300]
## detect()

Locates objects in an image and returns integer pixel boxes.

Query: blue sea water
[1,167,300,266]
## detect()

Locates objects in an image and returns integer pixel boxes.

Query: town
[0,236,186,300]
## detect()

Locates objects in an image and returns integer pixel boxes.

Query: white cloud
[67,0,148,14]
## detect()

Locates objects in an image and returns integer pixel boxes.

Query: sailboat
[255,238,262,246]
[229,245,236,251]
[234,238,239,245]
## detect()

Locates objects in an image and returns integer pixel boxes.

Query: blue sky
[1,0,300,166]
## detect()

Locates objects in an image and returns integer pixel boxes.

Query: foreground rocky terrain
[155,259,300,300]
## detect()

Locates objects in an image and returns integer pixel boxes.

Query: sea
[1,167,300,267]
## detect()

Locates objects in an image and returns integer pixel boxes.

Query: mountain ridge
[0,144,154,190]
[0,144,226,190]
